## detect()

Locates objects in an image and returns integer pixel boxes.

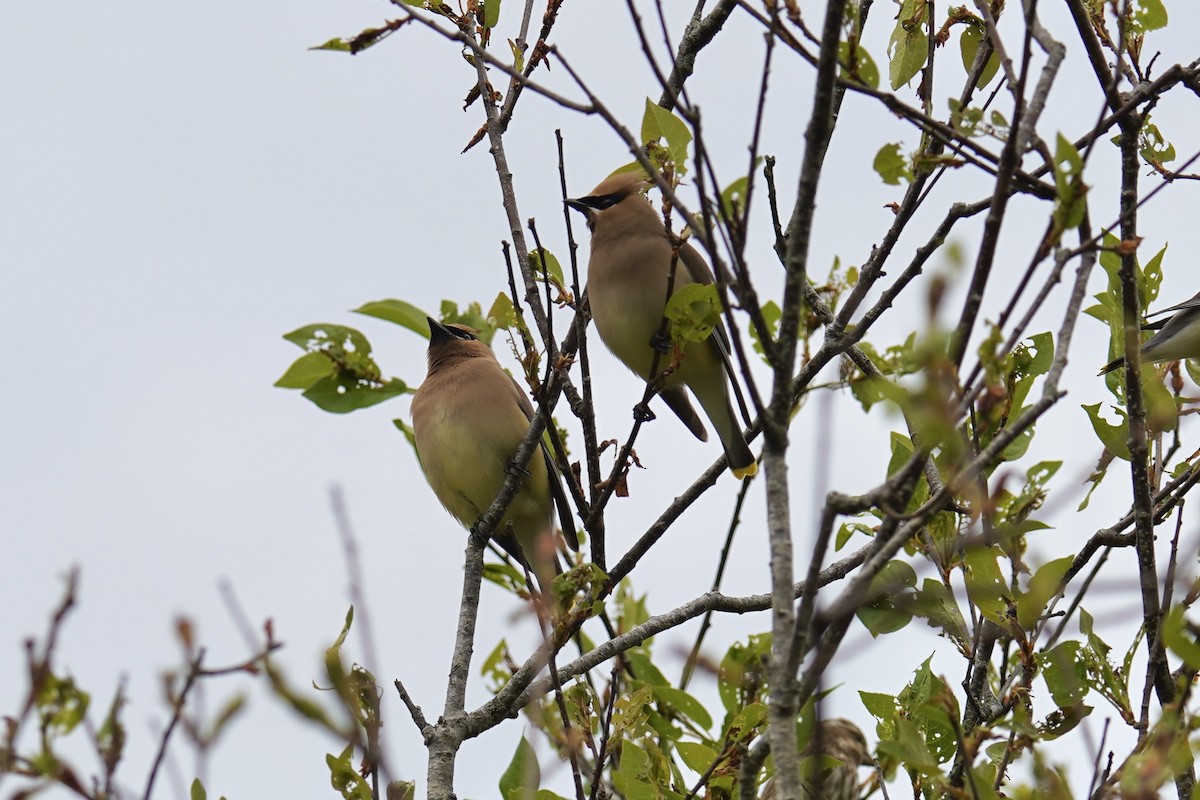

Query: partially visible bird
[1098,290,1200,375]
[409,318,577,588]
[760,718,873,800]
[565,172,758,479]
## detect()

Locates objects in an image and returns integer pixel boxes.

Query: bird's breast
[588,234,699,382]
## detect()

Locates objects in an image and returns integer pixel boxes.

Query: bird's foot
[633,402,656,423]
[506,460,533,478]
[649,330,672,355]
[467,524,491,549]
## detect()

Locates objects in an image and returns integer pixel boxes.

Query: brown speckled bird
[566,172,757,479]
[760,718,872,800]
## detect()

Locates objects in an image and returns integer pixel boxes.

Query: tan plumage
[1099,290,1200,375]
[760,718,872,800]
[410,318,577,586]
[566,172,758,479]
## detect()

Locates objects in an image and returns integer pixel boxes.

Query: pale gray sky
[3,1,1199,798]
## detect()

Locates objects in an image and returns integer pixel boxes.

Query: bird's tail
[714,396,758,479]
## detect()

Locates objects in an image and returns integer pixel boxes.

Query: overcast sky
[3,1,1199,798]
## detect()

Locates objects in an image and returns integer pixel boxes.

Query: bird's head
[425,317,495,369]
[565,171,656,233]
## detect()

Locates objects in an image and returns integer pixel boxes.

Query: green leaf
[644,708,683,745]
[508,38,526,73]
[717,634,772,713]
[209,694,247,740]
[327,743,373,800]
[896,657,958,765]
[612,685,655,741]
[626,651,669,686]
[1133,0,1167,31]
[963,546,1010,625]
[675,741,721,775]
[665,283,722,345]
[887,0,929,89]
[856,560,917,636]
[95,686,127,769]
[838,40,880,88]
[616,581,652,633]
[310,38,353,52]
[482,562,527,595]
[877,717,940,773]
[481,0,501,28]
[652,686,713,731]
[1143,242,1168,301]
[329,606,354,653]
[959,23,1000,87]
[1000,425,1035,462]
[911,578,970,650]
[353,299,432,337]
[1078,609,1136,722]
[748,300,781,361]
[488,292,520,332]
[480,639,514,692]
[389,782,417,800]
[274,351,336,389]
[641,99,692,174]
[873,143,914,185]
[1142,366,1180,436]
[1081,402,1129,460]
[302,374,408,414]
[1051,133,1087,232]
[860,691,899,723]
[612,741,656,800]
[719,170,757,220]
[529,248,565,284]
[393,418,418,457]
[280,323,408,412]
[37,674,90,735]
[1138,120,1176,165]
[886,430,915,479]
[1041,641,1088,707]
[499,736,540,800]
[1016,556,1073,631]
[283,322,372,353]
[191,779,207,800]
[948,97,983,137]
[1162,606,1200,670]
[440,300,499,345]
[836,520,875,551]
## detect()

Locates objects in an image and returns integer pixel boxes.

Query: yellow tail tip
[732,461,758,480]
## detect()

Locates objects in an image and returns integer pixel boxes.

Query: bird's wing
[659,386,709,441]
[1145,290,1200,319]
[679,241,754,428]
[511,374,579,553]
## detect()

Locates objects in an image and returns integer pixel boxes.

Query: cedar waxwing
[759,718,872,800]
[1099,290,1200,375]
[410,318,577,587]
[566,172,758,479]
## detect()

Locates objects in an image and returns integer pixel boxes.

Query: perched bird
[566,172,758,479]
[1099,290,1200,375]
[410,318,577,587]
[760,718,873,800]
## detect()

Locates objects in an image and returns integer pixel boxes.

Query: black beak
[427,316,453,343]
[564,197,590,214]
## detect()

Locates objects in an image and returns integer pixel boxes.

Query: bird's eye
[584,193,622,210]
[454,329,477,341]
